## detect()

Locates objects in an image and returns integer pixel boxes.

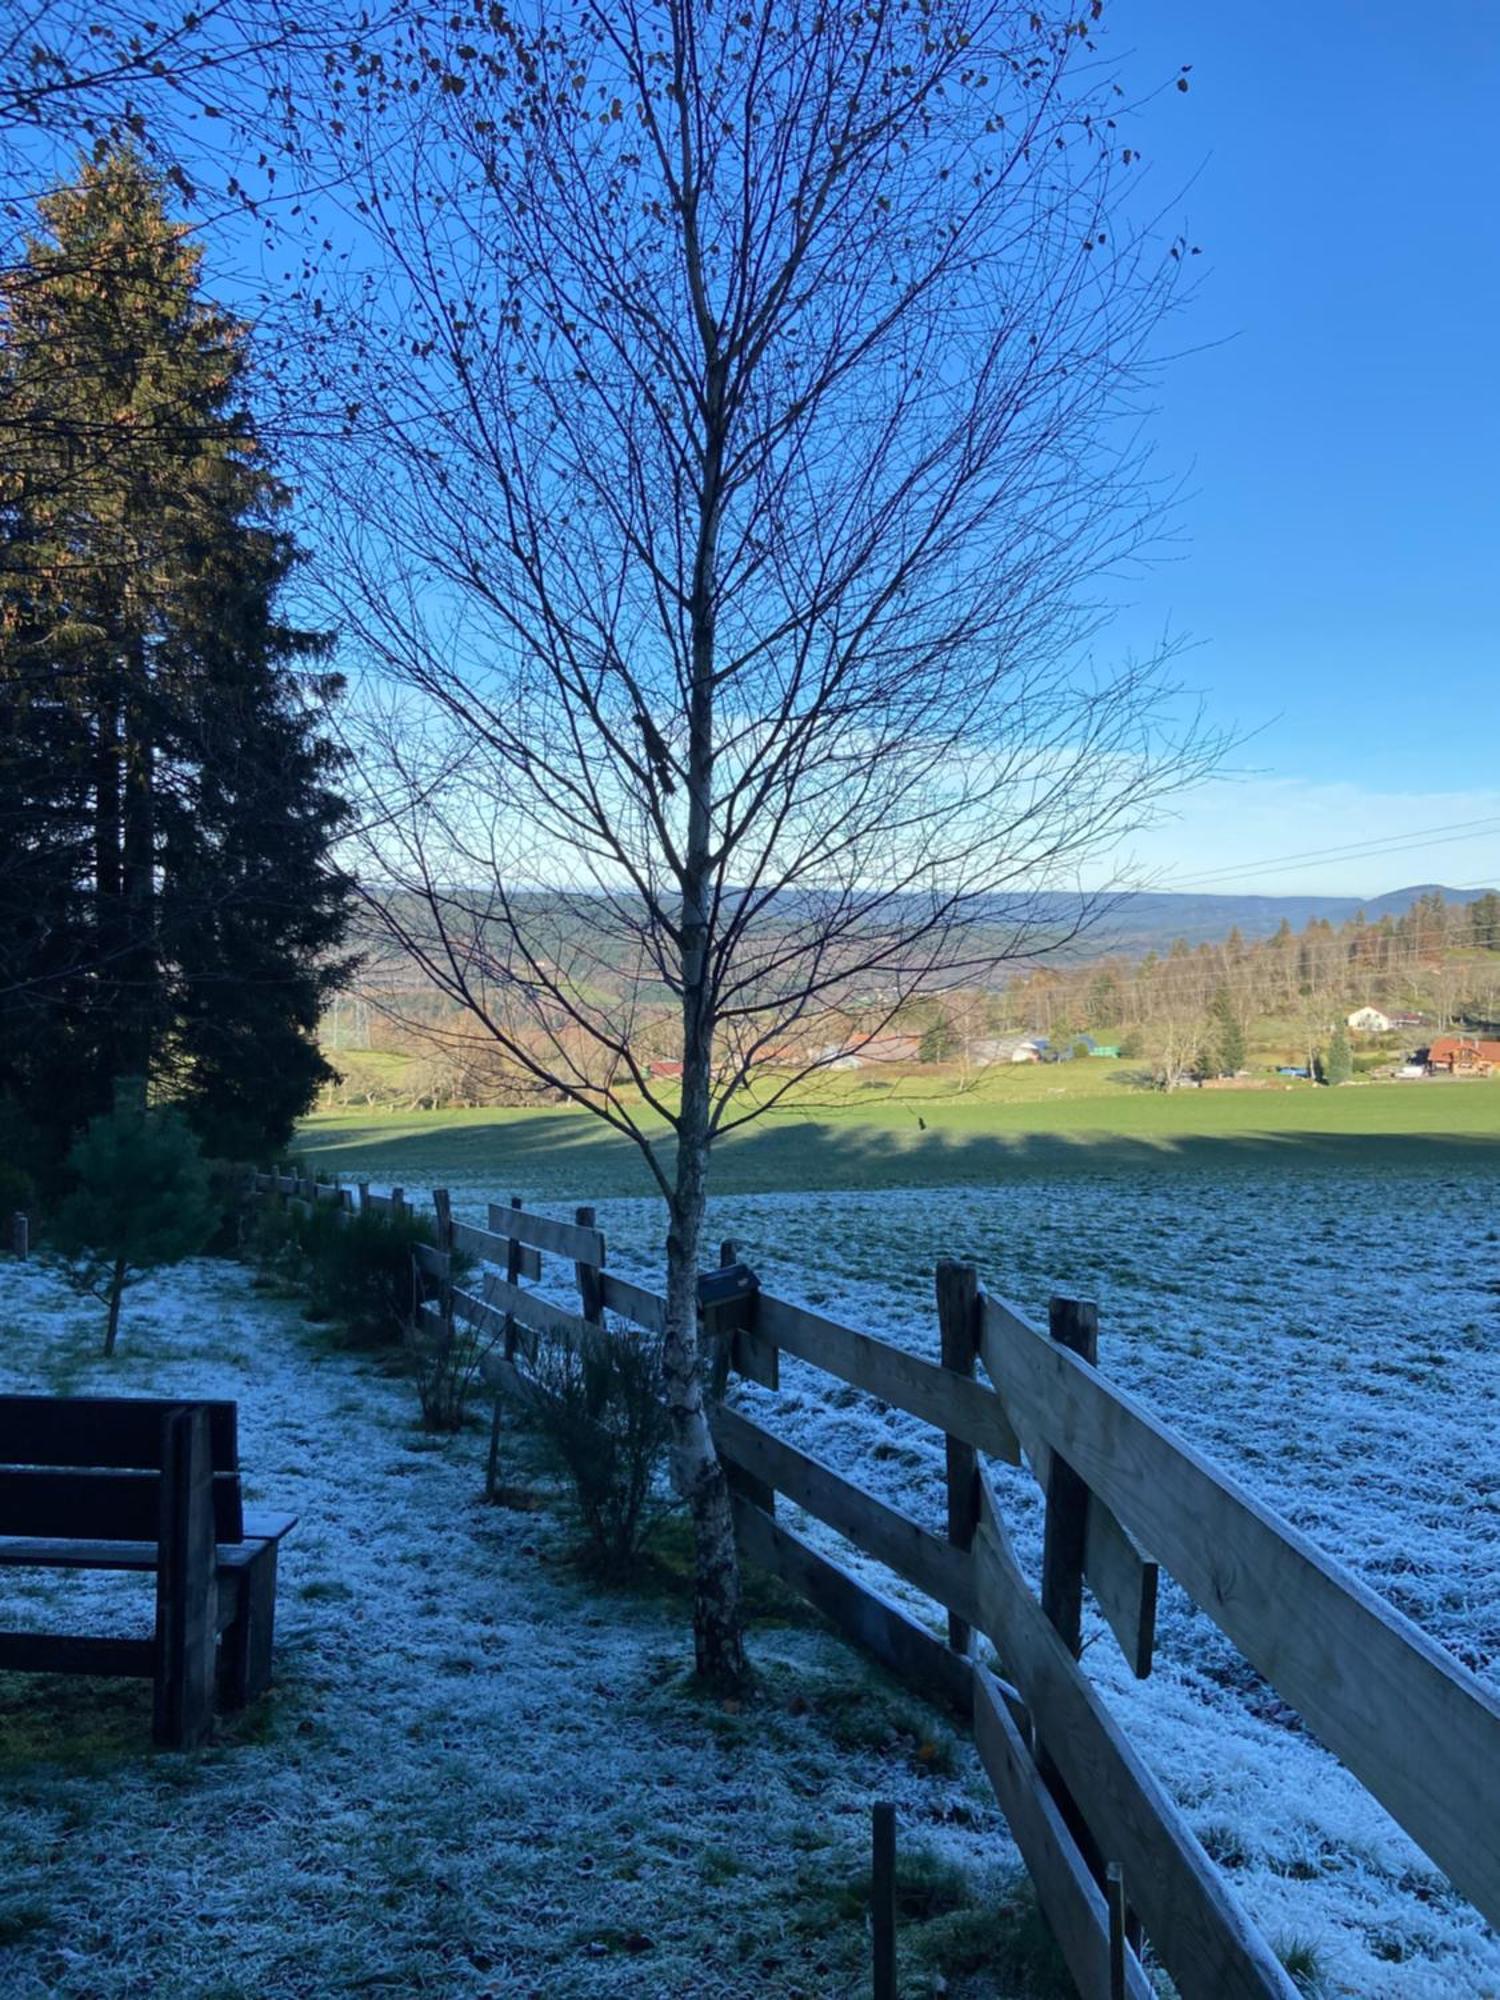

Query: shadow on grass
[296,1103,1500,1203]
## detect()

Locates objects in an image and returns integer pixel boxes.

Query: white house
[1347,1007,1393,1033]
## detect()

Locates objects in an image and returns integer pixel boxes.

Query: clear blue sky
[1092,2,1499,895]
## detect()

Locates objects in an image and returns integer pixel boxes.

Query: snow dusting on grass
[521,1161,1497,2000]
[1,1254,1053,1999]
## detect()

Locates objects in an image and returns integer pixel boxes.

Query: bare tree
[293,0,1217,1681]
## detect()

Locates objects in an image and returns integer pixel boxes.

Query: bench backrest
[0,1396,244,1543]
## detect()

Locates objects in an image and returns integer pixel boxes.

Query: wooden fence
[248,1172,1500,2000]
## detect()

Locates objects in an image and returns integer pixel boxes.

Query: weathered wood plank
[153,1407,217,1749]
[476,1275,602,1353]
[731,1493,973,1718]
[972,1666,1154,2000]
[712,1404,983,1630]
[412,1240,449,1281]
[0,1468,242,1543]
[574,1205,606,1325]
[0,1633,156,1676]
[977,1313,1158,1678]
[452,1217,543,1282]
[479,1203,605,1266]
[981,1295,1500,1927]
[0,1395,238,1471]
[598,1269,668,1335]
[937,1260,982,1654]
[973,1489,1295,2000]
[746,1292,1021,1467]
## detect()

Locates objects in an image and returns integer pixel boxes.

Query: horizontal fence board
[476,1205,605,1267]
[412,1241,449,1280]
[748,1292,1021,1467]
[973,1489,1294,2000]
[976,1322,1158,1678]
[455,1219,542,1281]
[731,1493,972,1718]
[0,1632,157,1678]
[712,1404,983,1631]
[477,1276,603,1354]
[598,1270,668,1335]
[973,1665,1154,2000]
[981,1295,1500,1927]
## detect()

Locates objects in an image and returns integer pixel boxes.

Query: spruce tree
[1209,982,1246,1077]
[0,150,352,1172]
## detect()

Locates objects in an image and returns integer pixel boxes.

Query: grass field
[297,1068,1500,1200]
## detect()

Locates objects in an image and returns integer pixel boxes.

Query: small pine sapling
[51,1103,219,1354]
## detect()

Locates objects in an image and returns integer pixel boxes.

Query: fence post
[11,1212,28,1260]
[390,1186,405,1215]
[936,1259,981,1655]
[574,1204,605,1326]
[1038,1294,1104,1879]
[357,1181,370,1215]
[491,1195,524,1358]
[872,1801,897,2000]
[1107,1862,1127,2000]
[1040,1294,1096,1653]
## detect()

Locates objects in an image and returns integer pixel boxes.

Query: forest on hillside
[322,891,1500,1108]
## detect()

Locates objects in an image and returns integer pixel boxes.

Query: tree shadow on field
[296,1108,1500,1203]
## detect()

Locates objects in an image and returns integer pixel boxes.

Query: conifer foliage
[0,150,353,1175]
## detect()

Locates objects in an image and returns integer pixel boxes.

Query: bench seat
[0,1397,294,1744]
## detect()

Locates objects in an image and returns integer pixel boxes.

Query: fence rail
[246,1170,1500,2000]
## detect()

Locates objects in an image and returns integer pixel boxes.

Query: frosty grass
[3,1154,1497,1996]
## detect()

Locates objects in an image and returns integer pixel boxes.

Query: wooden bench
[0,1395,295,1748]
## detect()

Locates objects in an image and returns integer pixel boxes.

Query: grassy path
[0,1256,1055,2000]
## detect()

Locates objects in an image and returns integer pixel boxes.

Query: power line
[1137,814,1500,894]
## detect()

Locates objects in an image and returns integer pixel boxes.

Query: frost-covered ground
[1,1256,1055,2000]
[434,1160,1500,1999]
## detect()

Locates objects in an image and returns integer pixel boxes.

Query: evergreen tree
[52,1094,218,1354]
[1209,983,1246,1076]
[0,150,353,1172]
[1325,1022,1353,1086]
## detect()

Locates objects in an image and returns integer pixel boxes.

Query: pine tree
[1209,983,1246,1077]
[52,1095,218,1354]
[0,150,353,1172]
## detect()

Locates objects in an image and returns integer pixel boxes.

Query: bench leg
[154,1408,217,1750]
[218,1541,279,1710]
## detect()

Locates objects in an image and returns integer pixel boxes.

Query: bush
[409,1302,492,1432]
[51,1103,219,1354]
[294,1202,438,1347]
[518,1327,675,1570]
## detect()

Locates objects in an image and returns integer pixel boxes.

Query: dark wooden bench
[0,1395,295,1748]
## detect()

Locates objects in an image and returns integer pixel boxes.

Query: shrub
[51,1103,219,1354]
[518,1327,675,1569]
[293,1202,437,1347]
[408,1301,493,1432]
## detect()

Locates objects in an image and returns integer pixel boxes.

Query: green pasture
[296,1066,1500,1200]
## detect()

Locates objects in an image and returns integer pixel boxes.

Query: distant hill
[1076,884,1494,957]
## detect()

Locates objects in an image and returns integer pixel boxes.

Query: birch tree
[295,0,1216,1682]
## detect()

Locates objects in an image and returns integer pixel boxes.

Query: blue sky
[1091,1,1499,895]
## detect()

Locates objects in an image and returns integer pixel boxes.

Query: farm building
[971,1035,1046,1065]
[1426,1037,1500,1076]
[1347,1006,1394,1032]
